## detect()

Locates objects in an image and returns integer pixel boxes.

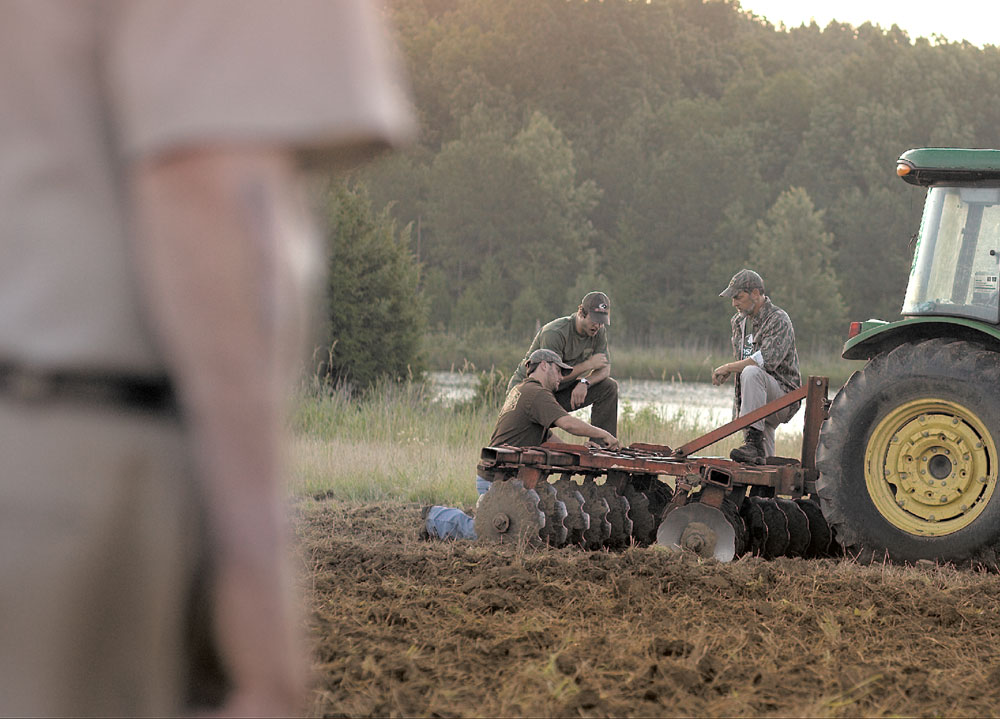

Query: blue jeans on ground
[425,477,491,540]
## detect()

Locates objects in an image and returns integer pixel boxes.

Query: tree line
[322,0,1000,387]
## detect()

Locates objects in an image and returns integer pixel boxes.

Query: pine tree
[319,183,427,393]
[749,187,848,348]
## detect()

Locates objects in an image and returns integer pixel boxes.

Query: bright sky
[738,0,999,48]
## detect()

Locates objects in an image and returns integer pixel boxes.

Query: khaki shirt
[0,1,413,375]
[489,378,569,448]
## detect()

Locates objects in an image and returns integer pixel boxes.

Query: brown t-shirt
[488,378,569,447]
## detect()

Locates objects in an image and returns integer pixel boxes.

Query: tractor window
[903,186,1000,323]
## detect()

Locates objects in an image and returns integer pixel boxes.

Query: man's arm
[554,415,622,450]
[712,357,756,386]
[563,352,609,383]
[566,354,610,409]
[131,147,310,715]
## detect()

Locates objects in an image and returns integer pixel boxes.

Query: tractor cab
[898,148,1000,325]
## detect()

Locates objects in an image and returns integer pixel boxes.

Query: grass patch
[289,381,805,507]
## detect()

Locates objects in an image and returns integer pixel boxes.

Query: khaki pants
[738,365,799,458]
[0,397,206,717]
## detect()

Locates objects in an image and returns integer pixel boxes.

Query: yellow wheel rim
[866,399,997,536]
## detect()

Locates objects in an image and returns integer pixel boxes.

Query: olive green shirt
[489,378,568,447]
[507,314,609,390]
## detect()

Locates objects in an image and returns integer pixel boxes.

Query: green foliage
[361,0,1000,347]
[749,187,849,346]
[319,183,427,393]
[455,367,509,412]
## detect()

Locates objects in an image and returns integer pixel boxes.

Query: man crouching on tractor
[712,269,802,463]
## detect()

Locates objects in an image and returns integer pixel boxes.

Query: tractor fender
[843,316,1000,361]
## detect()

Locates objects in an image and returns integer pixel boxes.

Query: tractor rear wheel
[816,338,1000,565]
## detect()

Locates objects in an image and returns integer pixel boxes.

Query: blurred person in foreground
[712,269,802,463]
[0,2,412,715]
[423,349,621,541]
[506,292,619,437]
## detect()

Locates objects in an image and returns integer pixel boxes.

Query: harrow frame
[475,377,832,558]
[479,376,829,503]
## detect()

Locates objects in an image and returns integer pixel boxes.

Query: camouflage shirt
[729,297,801,416]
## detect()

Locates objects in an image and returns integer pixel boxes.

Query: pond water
[429,371,804,438]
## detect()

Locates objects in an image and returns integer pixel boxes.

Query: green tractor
[817,148,1000,565]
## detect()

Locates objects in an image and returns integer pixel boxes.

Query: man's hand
[712,363,732,386]
[588,431,622,451]
[570,380,588,409]
[586,353,610,372]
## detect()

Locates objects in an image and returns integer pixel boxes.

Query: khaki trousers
[0,397,205,717]
[738,365,799,458]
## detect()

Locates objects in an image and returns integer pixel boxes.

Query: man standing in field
[424,349,621,540]
[507,291,619,437]
[0,2,412,715]
[712,269,802,463]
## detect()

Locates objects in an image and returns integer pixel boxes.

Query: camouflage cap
[719,269,765,298]
[526,349,573,371]
[581,291,611,325]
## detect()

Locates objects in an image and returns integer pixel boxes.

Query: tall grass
[289,381,497,507]
[288,379,805,507]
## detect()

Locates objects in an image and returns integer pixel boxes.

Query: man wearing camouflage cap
[712,269,802,463]
[423,348,621,540]
[506,291,619,436]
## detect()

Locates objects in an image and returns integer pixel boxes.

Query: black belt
[0,364,175,412]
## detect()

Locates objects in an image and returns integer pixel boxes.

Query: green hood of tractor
[897,148,1000,186]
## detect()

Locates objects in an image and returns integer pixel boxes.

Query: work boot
[730,427,766,464]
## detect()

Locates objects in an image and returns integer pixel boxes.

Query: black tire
[816,338,1000,565]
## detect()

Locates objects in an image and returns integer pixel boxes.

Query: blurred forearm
[131,147,312,713]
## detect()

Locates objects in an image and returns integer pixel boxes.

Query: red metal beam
[671,383,809,458]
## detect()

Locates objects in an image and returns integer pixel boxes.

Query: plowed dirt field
[294,500,1000,717]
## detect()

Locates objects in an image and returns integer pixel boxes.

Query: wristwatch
[577,378,590,386]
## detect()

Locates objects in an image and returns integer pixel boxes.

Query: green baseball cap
[581,291,611,325]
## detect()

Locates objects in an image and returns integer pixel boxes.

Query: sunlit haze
[739,0,999,48]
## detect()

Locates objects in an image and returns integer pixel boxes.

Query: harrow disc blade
[552,478,590,546]
[740,497,768,556]
[577,479,612,550]
[753,497,790,559]
[474,480,544,545]
[595,482,632,548]
[775,498,811,558]
[535,482,569,547]
[794,497,832,557]
[720,499,748,558]
[623,484,657,546]
[656,502,739,562]
[644,480,674,524]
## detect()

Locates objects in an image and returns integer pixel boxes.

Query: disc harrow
[474,376,841,561]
